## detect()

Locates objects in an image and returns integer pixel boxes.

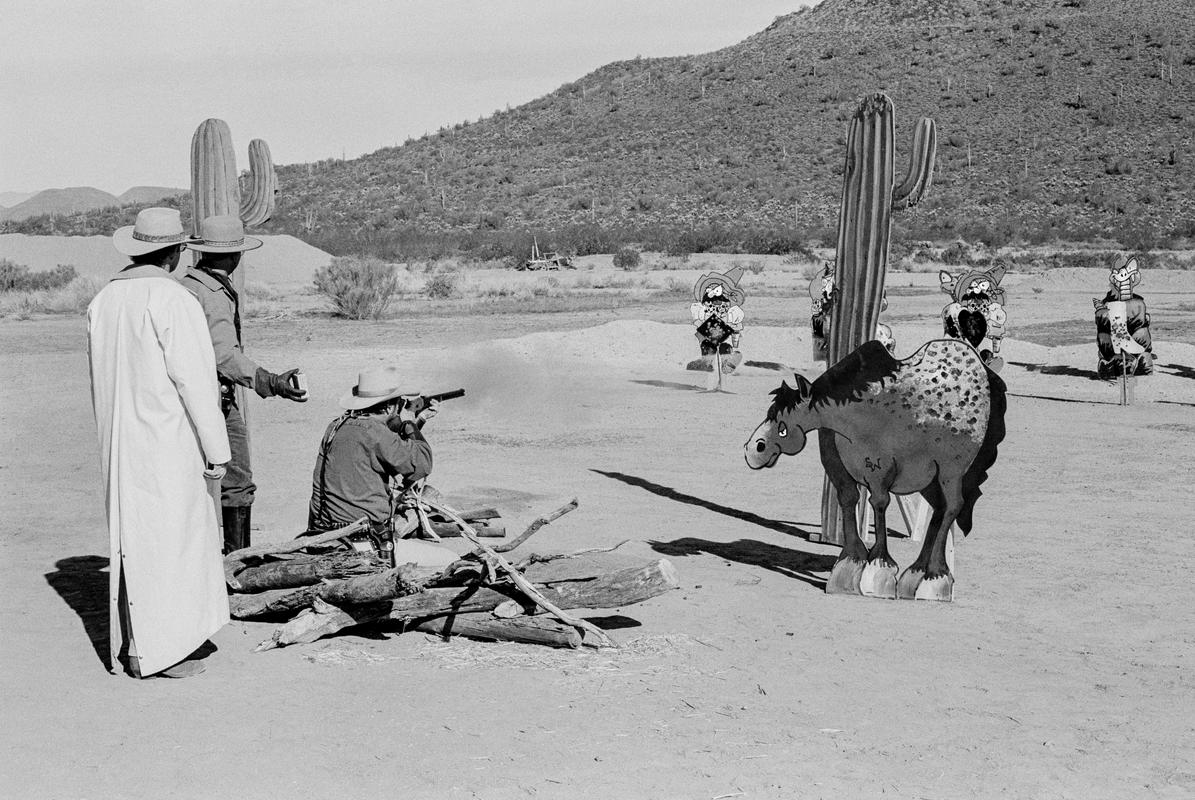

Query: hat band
[132,230,185,243]
[201,237,246,247]
[354,386,400,398]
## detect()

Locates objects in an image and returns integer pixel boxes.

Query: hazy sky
[1,0,814,195]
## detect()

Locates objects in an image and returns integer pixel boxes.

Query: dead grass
[0,276,103,319]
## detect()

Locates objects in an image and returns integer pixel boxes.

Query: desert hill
[0,192,35,209]
[7,0,1195,257]
[0,233,332,287]
[0,186,185,222]
[116,186,186,205]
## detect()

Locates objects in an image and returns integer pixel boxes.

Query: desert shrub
[613,246,641,270]
[0,276,102,318]
[0,260,78,292]
[313,257,401,319]
[424,271,458,299]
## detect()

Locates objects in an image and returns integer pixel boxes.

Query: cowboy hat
[189,214,263,253]
[693,266,746,306]
[112,207,195,257]
[338,367,411,410]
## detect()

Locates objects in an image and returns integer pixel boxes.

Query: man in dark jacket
[180,215,308,553]
[308,367,436,549]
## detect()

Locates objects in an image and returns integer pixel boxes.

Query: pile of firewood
[223,499,678,651]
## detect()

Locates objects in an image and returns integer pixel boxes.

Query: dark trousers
[222,402,256,508]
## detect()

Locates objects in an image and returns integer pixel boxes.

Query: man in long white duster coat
[88,208,232,678]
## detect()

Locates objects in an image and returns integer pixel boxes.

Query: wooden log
[229,564,431,619]
[416,521,505,539]
[413,613,582,648]
[255,557,679,648]
[423,498,616,647]
[452,507,501,522]
[231,552,385,593]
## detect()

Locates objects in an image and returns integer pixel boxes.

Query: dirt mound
[0,233,332,287]
[1023,267,1195,294]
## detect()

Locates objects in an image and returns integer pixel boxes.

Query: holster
[219,380,237,413]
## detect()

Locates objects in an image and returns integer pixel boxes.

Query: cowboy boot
[221,506,252,554]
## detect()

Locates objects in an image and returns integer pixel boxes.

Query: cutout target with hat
[689,267,747,371]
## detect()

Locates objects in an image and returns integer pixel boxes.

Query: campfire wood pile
[223,499,679,651]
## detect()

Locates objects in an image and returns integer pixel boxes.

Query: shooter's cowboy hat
[189,214,263,253]
[693,266,746,306]
[112,207,195,257]
[339,367,411,410]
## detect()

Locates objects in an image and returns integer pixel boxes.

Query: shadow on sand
[45,555,111,670]
[630,379,705,392]
[1159,362,1195,381]
[590,469,818,539]
[590,469,836,590]
[649,537,835,590]
[1007,361,1103,381]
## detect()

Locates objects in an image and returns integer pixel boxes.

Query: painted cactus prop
[818,93,936,547]
[190,118,277,245]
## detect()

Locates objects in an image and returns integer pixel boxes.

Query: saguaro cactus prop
[817,93,936,546]
[190,118,277,290]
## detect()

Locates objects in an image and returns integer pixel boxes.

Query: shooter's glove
[415,398,439,426]
[254,367,308,402]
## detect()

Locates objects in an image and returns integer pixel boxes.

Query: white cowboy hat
[189,214,263,253]
[338,367,412,410]
[112,207,195,257]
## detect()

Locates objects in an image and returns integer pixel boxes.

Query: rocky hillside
[9,0,1195,257]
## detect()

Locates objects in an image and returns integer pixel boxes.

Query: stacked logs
[223,500,679,651]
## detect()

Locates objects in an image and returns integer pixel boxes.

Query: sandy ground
[2,276,1195,799]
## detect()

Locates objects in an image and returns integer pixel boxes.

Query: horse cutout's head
[1109,256,1141,300]
[744,374,813,469]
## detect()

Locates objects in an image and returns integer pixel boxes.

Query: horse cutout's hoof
[896,567,923,600]
[722,352,743,374]
[686,356,715,372]
[825,558,865,595]
[987,356,1004,373]
[914,574,954,602]
[859,561,898,599]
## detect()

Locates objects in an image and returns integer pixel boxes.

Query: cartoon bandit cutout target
[810,263,895,362]
[1094,256,1153,380]
[939,262,1008,371]
[690,267,746,373]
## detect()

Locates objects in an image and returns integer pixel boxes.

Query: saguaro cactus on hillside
[818,93,937,547]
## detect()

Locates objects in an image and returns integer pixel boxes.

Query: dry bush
[0,276,103,319]
[0,260,78,292]
[424,271,458,299]
[313,257,401,319]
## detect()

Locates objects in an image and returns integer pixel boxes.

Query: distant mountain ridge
[7,0,1195,255]
[0,186,184,222]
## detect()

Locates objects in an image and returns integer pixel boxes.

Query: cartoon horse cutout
[744,339,1006,601]
[940,263,1007,371]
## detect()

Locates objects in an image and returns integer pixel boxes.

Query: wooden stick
[493,498,579,553]
[226,517,370,562]
[423,499,617,648]
[413,613,582,648]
